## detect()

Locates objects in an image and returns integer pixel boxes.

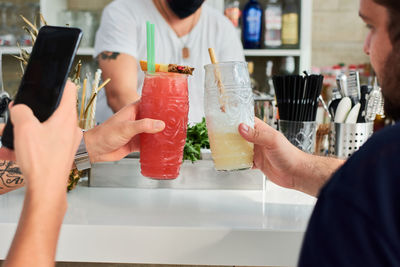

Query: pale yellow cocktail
[208,131,254,170]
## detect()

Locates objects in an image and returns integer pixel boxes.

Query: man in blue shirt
[239,0,400,265]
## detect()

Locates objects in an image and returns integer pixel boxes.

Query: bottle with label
[242,0,262,49]
[224,0,241,38]
[281,0,299,47]
[248,61,260,93]
[264,0,282,48]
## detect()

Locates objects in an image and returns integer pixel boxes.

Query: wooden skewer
[208,48,226,113]
[208,48,217,64]
[74,61,82,82]
[11,55,26,63]
[39,13,48,26]
[87,70,101,129]
[23,27,36,44]
[33,14,38,29]
[13,47,27,73]
[97,78,111,92]
[20,15,38,35]
[79,78,87,123]
[83,78,110,119]
[18,44,30,60]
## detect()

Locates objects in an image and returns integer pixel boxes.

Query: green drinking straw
[146,21,155,73]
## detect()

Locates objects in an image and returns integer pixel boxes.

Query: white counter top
[0,180,316,266]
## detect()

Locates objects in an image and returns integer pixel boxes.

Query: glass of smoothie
[204,61,255,171]
[139,72,189,179]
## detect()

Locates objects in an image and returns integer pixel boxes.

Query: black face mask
[167,0,205,19]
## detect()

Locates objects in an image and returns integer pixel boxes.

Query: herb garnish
[183,118,210,162]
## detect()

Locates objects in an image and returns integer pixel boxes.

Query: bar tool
[336,73,348,98]
[347,71,361,104]
[365,78,383,122]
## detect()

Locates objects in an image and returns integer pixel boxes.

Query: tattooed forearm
[98,51,120,61]
[0,161,24,194]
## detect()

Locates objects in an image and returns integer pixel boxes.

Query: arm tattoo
[0,161,24,192]
[99,51,120,61]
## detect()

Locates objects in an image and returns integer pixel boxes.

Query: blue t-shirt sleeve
[299,123,400,267]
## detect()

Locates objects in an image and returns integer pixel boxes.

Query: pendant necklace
[158,0,197,59]
[182,44,190,59]
[179,16,196,60]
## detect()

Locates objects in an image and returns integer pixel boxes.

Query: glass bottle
[224,0,241,39]
[242,0,262,49]
[264,60,275,96]
[281,0,299,47]
[264,0,282,48]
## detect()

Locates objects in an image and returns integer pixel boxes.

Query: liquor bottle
[264,0,282,48]
[248,61,260,93]
[281,0,299,47]
[242,0,262,49]
[224,0,241,38]
[264,60,275,96]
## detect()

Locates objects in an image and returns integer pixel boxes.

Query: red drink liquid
[139,72,189,179]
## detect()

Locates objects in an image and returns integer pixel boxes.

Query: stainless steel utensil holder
[328,122,373,159]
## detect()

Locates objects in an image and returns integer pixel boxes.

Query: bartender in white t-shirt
[94,0,244,123]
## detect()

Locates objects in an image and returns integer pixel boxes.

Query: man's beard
[381,45,400,121]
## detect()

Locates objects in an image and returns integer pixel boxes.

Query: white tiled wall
[312,0,370,67]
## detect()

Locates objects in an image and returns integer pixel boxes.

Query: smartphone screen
[1,26,82,149]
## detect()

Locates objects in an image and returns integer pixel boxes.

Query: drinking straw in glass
[146,21,155,73]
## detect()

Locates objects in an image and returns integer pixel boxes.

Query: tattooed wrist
[98,51,120,61]
[0,161,24,191]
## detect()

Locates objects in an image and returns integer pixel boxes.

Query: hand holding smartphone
[1,26,82,149]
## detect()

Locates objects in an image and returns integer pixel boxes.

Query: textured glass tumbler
[204,61,255,171]
[139,72,189,179]
[278,120,317,154]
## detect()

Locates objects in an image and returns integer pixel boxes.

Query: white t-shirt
[94,0,244,123]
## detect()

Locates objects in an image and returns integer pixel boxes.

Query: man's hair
[373,0,400,44]
[373,0,400,121]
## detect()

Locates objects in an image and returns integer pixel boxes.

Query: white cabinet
[1,0,312,71]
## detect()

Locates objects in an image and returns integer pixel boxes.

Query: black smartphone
[1,26,82,149]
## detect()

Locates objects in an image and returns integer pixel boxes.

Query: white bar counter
[0,180,316,266]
